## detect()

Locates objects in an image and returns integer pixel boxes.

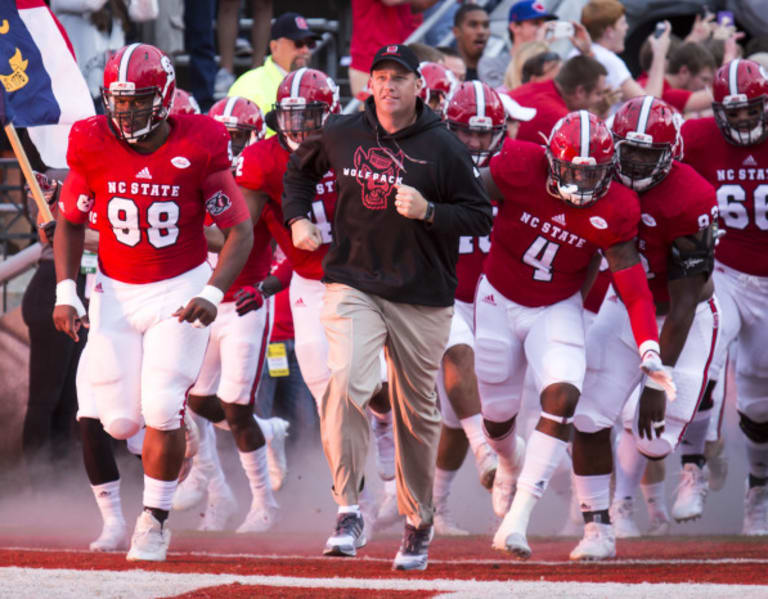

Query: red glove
[233,285,264,317]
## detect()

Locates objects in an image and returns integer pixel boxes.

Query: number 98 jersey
[682,117,768,276]
[60,114,247,284]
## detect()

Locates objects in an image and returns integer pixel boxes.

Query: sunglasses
[293,38,316,50]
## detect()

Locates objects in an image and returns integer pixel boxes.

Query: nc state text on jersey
[716,167,768,182]
[519,211,588,247]
[107,181,182,197]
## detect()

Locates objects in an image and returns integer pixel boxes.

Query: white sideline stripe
[3,567,768,599]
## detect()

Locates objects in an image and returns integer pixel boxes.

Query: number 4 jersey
[486,139,640,307]
[60,114,249,284]
[682,117,768,276]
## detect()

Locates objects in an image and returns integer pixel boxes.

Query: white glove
[640,349,677,401]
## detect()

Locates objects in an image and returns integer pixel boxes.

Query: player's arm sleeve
[271,254,294,290]
[202,169,251,230]
[58,168,93,225]
[606,240,660,357]
[282,129,331,226]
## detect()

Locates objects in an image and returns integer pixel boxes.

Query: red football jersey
[61,114,249,284]
[507,80,568,145]
[486,140,640,307]
[636,161,718,304]
[237,135,337,280]
[455,203,497,303]
[682,117,768,276]
[224,219,273,302]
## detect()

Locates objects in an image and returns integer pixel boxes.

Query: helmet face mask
[444,80,506,167]
[547,154,614,206]
[448,120,505,167]
[275,101,328,151]
[209,96,266,163]
[418,62,458,116]
[712,59,768,146]
[614,139,672,192]
[103,87,161,142]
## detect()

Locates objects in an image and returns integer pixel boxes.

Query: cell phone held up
[545,21,574,41]
[653,22,667,39]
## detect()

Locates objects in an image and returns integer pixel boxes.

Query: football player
[418,61,458,115]
[170,88,201,115]
[682,59,768,535]
[569,96,719,560]
[476,110,672,559]
[53,43,253,561]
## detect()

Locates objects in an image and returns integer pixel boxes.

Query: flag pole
[3,121,54,223]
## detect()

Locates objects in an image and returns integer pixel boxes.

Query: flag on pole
[0,0,94,166]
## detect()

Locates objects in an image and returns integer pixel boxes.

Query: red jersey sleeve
[663,163,717,244]
[593,183,640,250]
[205,118,236,174]
[58,168,93,225]
[236,140,274,191]
[202,169,250,229]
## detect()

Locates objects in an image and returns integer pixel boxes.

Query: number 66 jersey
[59,113,248,284]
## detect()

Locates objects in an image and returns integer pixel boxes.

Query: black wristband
[423,201,435,221]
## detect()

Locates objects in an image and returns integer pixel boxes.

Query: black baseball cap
[270,12,321,41]
[370,44,420,74]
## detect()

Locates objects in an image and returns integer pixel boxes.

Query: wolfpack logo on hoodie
[342,146,405,210]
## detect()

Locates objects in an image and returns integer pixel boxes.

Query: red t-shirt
[349,0,422,73]
[507,80,568,144]
[486,139,640,307]
[636,74,692,114]
[682,117,768,276]
[455,203,497,303]
[61,114,249,284]
[636,161,718,303]
[237,135,337,280]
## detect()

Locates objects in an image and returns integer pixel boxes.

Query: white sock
[91,480,124,524]
[680,414,709,457]
[745,438,768,479]
[614,429,647,501]
[433,467,459,501]
[573,474,611,514]
[516,430,568,498]
[238,446,278,509]
[505,488,538,535]
[143,476,177,512]
[338,504,360,515]
[460,414,487,456]
[640,481,668,516]
[484,424,519,473]
[384,478,397,496]
[253,415,273,442]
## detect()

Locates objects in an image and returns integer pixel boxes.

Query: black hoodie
[282,97,492,306]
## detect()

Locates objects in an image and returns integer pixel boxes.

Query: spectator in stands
[214,0,273,98]
[521,50,561,85]
[184,0,218,111]
[508,54,608,144]
[452,3,489,81]
[348,1,438,101]
[502,40,549,91]
[229,12,320,135]
[478,0,555,90]
[437,45,467,82]
[576,0,668,110]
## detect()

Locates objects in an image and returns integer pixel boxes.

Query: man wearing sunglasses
[229,12,321,136]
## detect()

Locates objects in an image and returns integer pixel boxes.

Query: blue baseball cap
[509,0,556,23]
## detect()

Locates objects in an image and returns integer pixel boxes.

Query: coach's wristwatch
[423,201,435,222]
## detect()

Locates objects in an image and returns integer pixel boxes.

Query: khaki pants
[320,283,452,527]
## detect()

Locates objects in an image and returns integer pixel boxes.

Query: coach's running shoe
[198,485,237,531]
[126,511,170,562]
[266,417,290,491]
[569,522,616,561]
[434,495,469,536]
[609,497,641,538]
[90,517,128,552]
[236,502,278,534]
[369,410,395,481]
[705,438,728,491]
[671,463,708,522]
[742,482,768,536]
[492,435,525,518]
[474,442,498,491]
[393,523,433,570]
[324,511,366,557]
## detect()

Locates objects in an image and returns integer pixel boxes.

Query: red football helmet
[170,88,201,115]
[445,81,506,167]
[102,43,176,143]
[418,61,457,115]
[712,58,768,146]
[546,110,614,207]
[208,96,266,158]
[274,67,340,151]
[611,96,683,192]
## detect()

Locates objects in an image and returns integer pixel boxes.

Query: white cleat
[671,463,708,523]
[473,442,498,491]
[492,435,525,518]
[126,511,170,562]
[266,417,290,491]
[236,503,278,534]
[742,483,768,536]
[647,510,671,536]
[370,411,395,481]
[89,518,128,552]
[198,485,237,531]
[434,496,469,536]
[610,497,641,538]
[492,506,530,559]
[569,522,616,561]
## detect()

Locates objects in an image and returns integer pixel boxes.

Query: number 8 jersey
[682,117,768,276]
[486,139,640,307]
[60,113,248,283]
